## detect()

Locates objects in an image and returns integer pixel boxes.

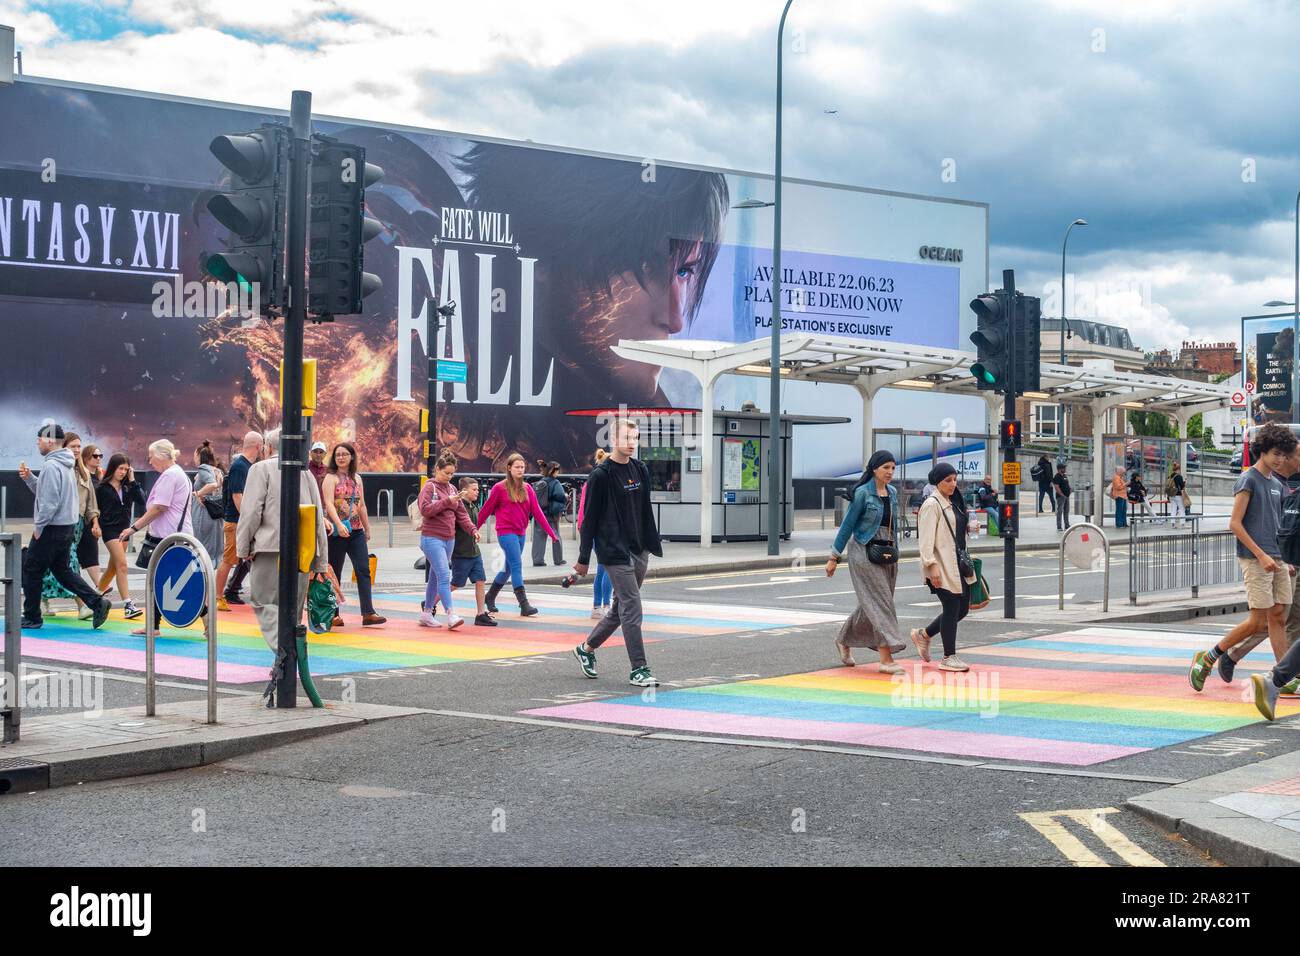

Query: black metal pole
[1003,267,1017,620]
[427,307,437,480]
[275,89,311,708]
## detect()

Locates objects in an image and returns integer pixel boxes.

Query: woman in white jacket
[912,463,977,672]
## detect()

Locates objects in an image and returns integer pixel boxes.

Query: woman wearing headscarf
[827,450,906,671]
[911,462,977,672]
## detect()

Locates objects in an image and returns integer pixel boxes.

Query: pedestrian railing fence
[1,532,21,743]
[1127,515,1240,605]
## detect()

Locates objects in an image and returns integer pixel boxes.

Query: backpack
[1030,462,1046,483]
[530,478,550,510]
[1164,475,1177,496]
[1280,485,1300,566]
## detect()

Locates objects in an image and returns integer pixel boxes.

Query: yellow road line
[1019,807,1166,867]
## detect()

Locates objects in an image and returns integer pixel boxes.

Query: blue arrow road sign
[154,545,206,628]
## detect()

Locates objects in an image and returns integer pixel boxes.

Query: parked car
[1230,449,1242,474]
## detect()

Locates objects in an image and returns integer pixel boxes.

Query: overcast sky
[5,0,1298,353]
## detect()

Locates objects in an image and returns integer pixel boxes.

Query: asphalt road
[3,567,1290,867]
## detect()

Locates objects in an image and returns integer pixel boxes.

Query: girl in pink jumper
[477,452,558,616]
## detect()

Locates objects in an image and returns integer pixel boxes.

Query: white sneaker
[590,608,605,620]
[445,614,465,630]
[939,656,970,672]
[77,602,93,621]
[419,611,442,628]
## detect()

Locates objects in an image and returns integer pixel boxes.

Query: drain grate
[0,756,50,794]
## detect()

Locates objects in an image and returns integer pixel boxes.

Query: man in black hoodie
[19,424,110,629]
[571,417,663,687]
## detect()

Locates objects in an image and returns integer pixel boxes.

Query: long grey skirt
[836,537,905,652]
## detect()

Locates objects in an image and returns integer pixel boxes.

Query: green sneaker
[1188,651,1212,693]
[572,643,597,679]
[1280,678,1300,697]
[628,667,659,688]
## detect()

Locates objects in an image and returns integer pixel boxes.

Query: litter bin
[833,486,850,524]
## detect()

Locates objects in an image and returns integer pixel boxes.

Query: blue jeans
[492,533,526,589]
[983,506,999,532]
[593,539,612,606]
[420,536,455,614]
[1115,497,1127,527]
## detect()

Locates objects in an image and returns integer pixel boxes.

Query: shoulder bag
[201,468,225,520]
[939,502,975,581]
[865,491,898,565]
[136,478,188,569]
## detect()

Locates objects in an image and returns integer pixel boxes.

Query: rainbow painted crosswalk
[10,593,841,685]
[523,626,1286,766]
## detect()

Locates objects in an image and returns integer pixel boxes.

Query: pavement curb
[1124,750,1300,867]
[0,703,428,795]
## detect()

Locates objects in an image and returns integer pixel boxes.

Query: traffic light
[1016,294,1042,393]
[1000,419,1023,450]
[969,289,1014,391]
[307,136,384,319]
[202,126,289,312]
[998,501,1020,539]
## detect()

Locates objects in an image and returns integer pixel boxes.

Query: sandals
[836,642,856,667]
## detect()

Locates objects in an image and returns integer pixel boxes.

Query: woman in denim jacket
[826,450,907,672]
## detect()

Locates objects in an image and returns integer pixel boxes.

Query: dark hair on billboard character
[453,143,728,468]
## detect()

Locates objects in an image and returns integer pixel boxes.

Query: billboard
[1241,313,1295,425]
[0,78,983,473]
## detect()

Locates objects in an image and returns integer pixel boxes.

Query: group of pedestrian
[1186,422,1300,720]
[1030,454,1074,531]
[408,420,660,686]
[828,454,976,674]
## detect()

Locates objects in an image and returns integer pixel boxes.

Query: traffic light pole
[275,89,311,708]
[1002,268,1017,621]
[426,308,440,480]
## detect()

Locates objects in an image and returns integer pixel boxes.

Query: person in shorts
[450,477,496,627]
[1189,422,1298,692]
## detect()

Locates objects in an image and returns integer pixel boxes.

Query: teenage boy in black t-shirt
[571,418,664,687]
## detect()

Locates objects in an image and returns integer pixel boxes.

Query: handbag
[939,504,975,580]
[352,552,378,585]
[407,496,423,534]
[135,474,188,569]
[202,496,224,520]
[969,557,992,610]
[866,538,898,565]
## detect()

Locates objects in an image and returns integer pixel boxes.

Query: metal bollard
[820,486,826,530]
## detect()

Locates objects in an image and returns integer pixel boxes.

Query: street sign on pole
[155,545,206,629]
[1002,462,1022,485]
[436,359,468,383]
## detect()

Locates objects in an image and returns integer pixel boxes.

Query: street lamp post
[1294,189,1299,424]
[1059,218,1087,463]
[768,0,794,556]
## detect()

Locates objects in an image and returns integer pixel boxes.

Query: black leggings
[924,581,970,658]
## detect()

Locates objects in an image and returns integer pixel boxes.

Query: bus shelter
[612,335,1235,543]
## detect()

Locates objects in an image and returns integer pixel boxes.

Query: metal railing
[1127,514,1240,605]
[375,489,396,548]
[1,533,20,743]
[143,532,218,724]
[1060,522,1110,613]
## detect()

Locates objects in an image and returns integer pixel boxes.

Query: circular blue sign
[154,545,207,628]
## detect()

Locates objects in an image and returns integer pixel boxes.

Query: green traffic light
[971,364,998,385]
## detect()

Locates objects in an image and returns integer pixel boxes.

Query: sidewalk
[1128,749,1300,866]
[0,695,427,793]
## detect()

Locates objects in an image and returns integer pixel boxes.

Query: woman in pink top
[417,450,480,629]
[477,452,558,617]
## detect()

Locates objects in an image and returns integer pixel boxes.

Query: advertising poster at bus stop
[1241,314,1295,425]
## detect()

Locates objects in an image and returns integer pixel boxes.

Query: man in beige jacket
[235,428,329,652]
